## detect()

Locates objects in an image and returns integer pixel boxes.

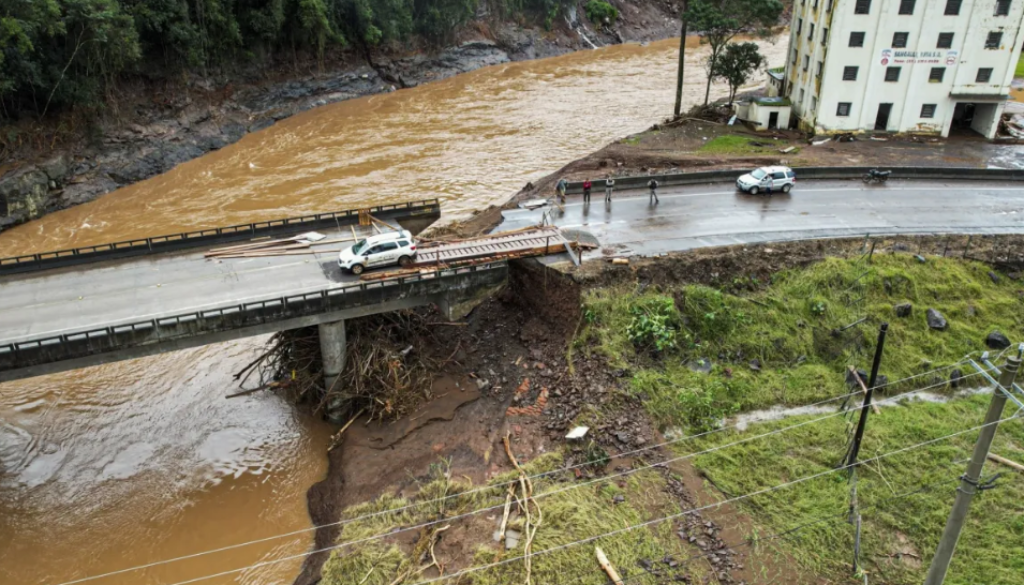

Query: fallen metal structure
[414,226,570,265]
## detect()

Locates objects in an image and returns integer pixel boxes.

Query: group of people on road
[559,177,660,206]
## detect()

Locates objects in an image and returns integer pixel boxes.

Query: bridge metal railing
[0,198,441,275]
[0,260,508,374]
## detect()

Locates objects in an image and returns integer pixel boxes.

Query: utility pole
[923,355,1021,585]
[673,1,689,117]
[845,322,888,470]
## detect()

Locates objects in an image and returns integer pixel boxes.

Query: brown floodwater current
[0,37,786,585]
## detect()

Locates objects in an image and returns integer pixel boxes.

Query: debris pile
[204,231,336,259]
[235,309,447,423]
[1000,112,1024,139]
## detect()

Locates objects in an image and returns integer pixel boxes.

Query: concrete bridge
[0,200,509,384]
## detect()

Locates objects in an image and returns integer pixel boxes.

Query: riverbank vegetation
[0,0,576,119]
[578,254,1022,430]
[312,252,1024,584]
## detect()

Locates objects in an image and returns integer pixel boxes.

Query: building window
[803,55,810,71]
[885,67,901,82]
[921,104,937,118]
[822,27,829,45]
[828,0,834,10]
[855,0,871,14]
[813,0,819,8]
[797,18,803,34]
[937,33,954,48]
[850,32,866,47]
[929,67,946,82]
[892,32,909,48]
[816,61,823,78]
[899,0,916,14]
[977,67,994,82]
[996,0,1011,15]
[809,23,815,41]
[792,48,798,65]
[843,66,859,80]
[811,96,818,111]
[800,89,805,104]
[837,102,852,116]
[945,0,962,14]
[986,31,1003,49]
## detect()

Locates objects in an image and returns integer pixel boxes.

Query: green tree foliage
[685,0,782,105]
[584,0,617,25]
[710,41,764,105]
[1,0,565,119]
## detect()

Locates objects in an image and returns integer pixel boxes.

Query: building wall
[783,0,1024,136]
[749,103,793,129]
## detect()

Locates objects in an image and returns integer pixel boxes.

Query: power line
[52,359,982,585]
[402,414,1020,585]
[132,373,996,585]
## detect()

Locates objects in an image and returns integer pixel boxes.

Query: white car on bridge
[736,166,796,195]
[339,230,417,275]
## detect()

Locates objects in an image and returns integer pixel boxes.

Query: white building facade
[784,0,1024,138]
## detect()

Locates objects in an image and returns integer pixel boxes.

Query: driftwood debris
[595,547,624,585]
[988,453,1024,472]
[848,365,882,414]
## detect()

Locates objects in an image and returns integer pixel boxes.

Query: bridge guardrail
[0,261,508,374]
[0,198,442,276]
[561,166,1024,193]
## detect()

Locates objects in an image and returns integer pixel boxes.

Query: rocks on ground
[926,308,948,330]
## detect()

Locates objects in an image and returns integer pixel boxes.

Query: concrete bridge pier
[319,320,347,392]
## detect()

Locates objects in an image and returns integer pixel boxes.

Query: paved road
[6,178,1024,346]
[499,179,1024,258]
[0,226,365,344]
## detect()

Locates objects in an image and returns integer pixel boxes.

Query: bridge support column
[319,319,347,393]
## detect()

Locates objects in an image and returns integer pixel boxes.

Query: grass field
[697,134,786,155]
[691,393,1024,585]
[1016,52,1024,78]
[577,254,1023,431]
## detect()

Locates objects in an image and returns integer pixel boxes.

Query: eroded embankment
[296,232,1024,585]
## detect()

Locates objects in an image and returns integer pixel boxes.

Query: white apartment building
[784,0,1024,138]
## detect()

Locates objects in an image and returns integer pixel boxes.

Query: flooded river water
[0,37,786,585]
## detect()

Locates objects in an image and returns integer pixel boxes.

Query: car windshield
[750,168,768,180]
[351,239,368,255]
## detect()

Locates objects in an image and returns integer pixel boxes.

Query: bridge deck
[0,224,373,345]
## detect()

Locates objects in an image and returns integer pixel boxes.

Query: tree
[685,0,781,106]
[710,41,763,105]
[672,0,688,117]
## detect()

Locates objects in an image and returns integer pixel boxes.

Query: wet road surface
[500,179,1024,257]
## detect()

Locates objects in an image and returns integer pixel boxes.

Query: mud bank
[0,3,681,230]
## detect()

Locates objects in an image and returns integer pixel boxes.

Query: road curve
[499,179,1024,258]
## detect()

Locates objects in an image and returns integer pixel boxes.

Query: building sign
[880,49,958,65]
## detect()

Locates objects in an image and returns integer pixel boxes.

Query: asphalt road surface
[0,226,365,345]
[499,179,1024,259]
[5,179,1024,345]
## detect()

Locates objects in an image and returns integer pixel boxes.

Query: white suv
[338,230,417,275]
[736,166,796,195]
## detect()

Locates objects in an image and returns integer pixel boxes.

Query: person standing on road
[648,178,660,205]
[583,179,592,204]
[766,176,774,196]
[556,178,568,203]
[605,177,615,203]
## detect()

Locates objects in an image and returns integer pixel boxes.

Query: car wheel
[398,255,413,268]
[749,186,759,195]
[782,184,792,193]
[351,263,365,275]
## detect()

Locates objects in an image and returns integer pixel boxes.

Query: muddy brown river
[0,37,786,585]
